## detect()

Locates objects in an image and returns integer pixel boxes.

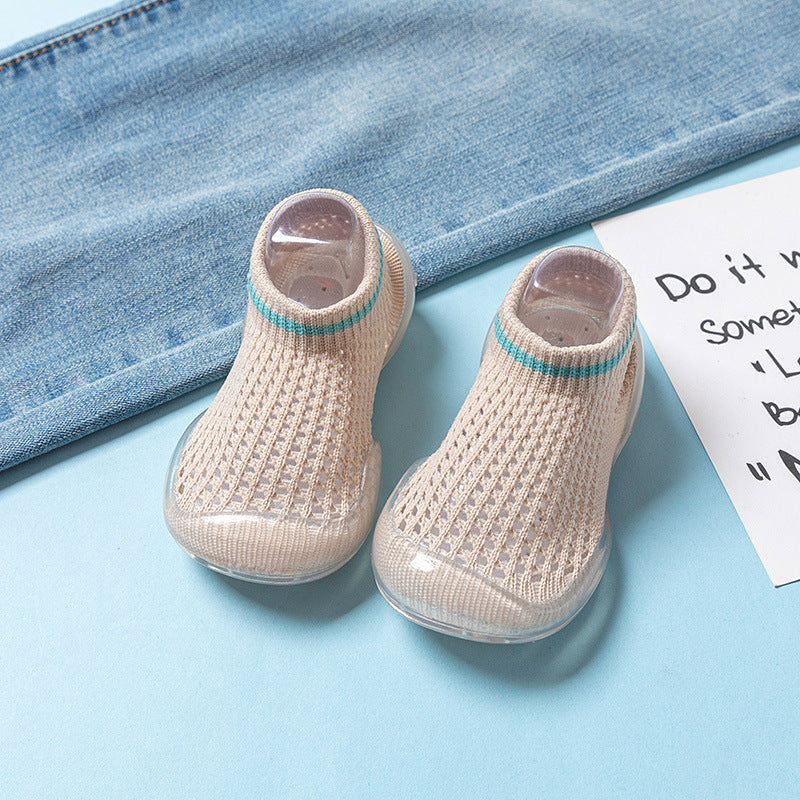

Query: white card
[593,168,800,586]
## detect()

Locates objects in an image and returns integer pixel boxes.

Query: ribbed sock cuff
[494,248,637,380]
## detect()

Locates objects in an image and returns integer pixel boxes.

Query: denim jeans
[2,0,800,472]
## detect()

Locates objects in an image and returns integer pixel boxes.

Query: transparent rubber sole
[163,224,416,584]
[184,551,361,584]
[371,327,644,643]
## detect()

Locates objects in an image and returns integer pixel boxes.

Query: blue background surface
[2,3,799,798]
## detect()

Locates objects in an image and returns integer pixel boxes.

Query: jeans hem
[0,0,180,73]
[410,92,800,289]
[0,320,242,474]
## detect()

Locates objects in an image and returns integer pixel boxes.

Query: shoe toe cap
[372,502,610,643]
[164,443,382,584]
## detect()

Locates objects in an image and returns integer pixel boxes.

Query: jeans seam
[0,0,177,73]
[409,91,800,288]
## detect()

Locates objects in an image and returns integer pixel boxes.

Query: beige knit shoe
[372,246,643,642]
[164,190,415,583]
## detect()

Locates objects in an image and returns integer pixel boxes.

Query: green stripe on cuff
[493,314,635,378]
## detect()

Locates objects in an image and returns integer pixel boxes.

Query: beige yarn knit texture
[372,248,642,642]
[164,190,414,583]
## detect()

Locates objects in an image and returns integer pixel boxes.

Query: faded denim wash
[2,0,800,471]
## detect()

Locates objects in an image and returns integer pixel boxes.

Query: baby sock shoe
[372,246,642,642]
[164,189,415,583]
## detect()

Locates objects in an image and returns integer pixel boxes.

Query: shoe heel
[376,224,416,366]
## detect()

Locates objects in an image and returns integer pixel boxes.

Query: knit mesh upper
[386,250,638,605]
[172,191,406,523]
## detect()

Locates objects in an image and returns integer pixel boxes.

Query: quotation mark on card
[747,462,771,481]
[747,451,800,484]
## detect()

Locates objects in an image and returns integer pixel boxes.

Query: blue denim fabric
[2,0,800,471]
